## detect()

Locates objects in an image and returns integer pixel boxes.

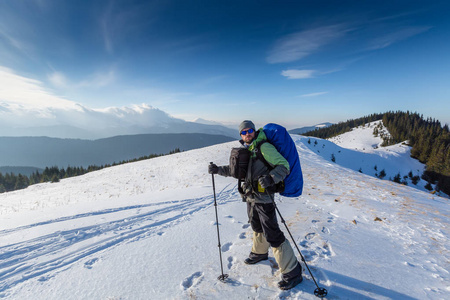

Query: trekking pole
[210,162,229,282]
[267,191,328,298]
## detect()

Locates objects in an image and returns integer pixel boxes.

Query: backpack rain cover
[263,123,303,197]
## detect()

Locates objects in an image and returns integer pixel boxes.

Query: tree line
[303,113,385,139]
[0,148,181,193]
[303,111,449,195]
[382,111,449,195]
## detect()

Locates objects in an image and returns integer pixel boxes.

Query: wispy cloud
[367,26,432,50]
[48,68,116,89]
[99,1,163,55]
[0,23,35,61]
[0,66,182,132]
[195,75,228,87]
[79,69,116,88]
[281,69,316,79]
[48,71,69,88]
[300,92,329,97]
[0,30,24,53]
[0,66,79,111]
[100,0,139,54]
[267,24,352,64]
[164,34,213,55]
[100,1,115,54]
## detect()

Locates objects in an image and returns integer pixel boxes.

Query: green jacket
[218,129,290,203]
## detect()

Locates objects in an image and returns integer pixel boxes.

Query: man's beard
[244,137,254,144]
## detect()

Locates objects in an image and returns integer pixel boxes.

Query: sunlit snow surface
[0,123,448,299]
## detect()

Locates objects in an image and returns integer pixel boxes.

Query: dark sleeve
[269,165,289,184]
[260,143,290,184]
[218,165,231,177]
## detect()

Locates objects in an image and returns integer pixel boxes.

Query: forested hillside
[304,111,449,195]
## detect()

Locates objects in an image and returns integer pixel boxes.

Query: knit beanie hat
[239,120,255,133]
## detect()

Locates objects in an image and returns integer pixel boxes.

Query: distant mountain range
[1,99,333,175]
[288,122,333,134]
[0,133,236,170]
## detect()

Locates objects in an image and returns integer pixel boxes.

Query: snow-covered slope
[328,120,390,151]
[0,134,448,299]
[322,121,430,194]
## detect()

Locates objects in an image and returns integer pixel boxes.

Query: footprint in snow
[300,239,309,248]
[404,262,416,267]
[181,271,203,290]
[239,232,246,239]
[242,224,250,229]
[305,233,316,240]
[225,215,237,223]
[38,275,52,282]
[303,249,318,261]
[228,256,234,269]
[222,242,232,252]
[84,258,99,269]
[321,227,330,234]
[321,242,334,257]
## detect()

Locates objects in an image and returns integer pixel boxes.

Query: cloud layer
[367,26,432,50]
[0,67,183,138]
[281,69,316,79]
[300,92,329,97]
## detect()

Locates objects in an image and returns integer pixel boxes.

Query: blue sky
[0,0,449,129]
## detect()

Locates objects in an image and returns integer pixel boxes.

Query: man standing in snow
[208,120,303,290]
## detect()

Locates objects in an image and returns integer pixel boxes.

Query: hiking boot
[244,256,268,265]
[277,275,303,290]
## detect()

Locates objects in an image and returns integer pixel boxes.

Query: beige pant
[251,232,298,274]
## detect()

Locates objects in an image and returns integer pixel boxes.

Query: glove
[258,175,275,189]
[208,163,219,174]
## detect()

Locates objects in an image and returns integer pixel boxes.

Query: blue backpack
[256,123,303,197]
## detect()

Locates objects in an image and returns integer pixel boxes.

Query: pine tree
[51,174,60,183]
[14,174,29,190]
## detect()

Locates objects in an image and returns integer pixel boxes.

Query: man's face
[240,128,255,144]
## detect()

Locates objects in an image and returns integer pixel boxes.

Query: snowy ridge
[324,120,429,194]
[0,133,448,299]
[328,120,390,151]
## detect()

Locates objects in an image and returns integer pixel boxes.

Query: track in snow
[0,184,237,296]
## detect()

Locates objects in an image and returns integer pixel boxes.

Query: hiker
[208,120,303,290]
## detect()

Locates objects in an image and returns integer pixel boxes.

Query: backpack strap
[238,155,253,197]
[237,178,245,195]
[254,141,273,170]
[254,140,285,194]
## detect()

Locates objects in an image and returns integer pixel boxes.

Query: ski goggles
[240,128,255,135]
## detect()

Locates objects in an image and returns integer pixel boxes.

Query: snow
[325,121,429,194]
[328,121,389,151]
[0,123,449,300]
